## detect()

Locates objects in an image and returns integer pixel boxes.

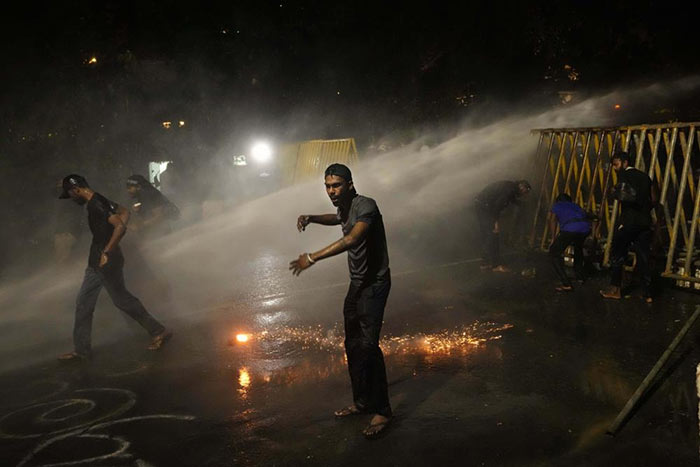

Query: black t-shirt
[133,188,174,237]
[338,194,390,284]
[474,181,520,219]
[87,192,122,267]
[617,167,652,228]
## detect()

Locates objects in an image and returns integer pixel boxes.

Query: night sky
[2,1,699,151]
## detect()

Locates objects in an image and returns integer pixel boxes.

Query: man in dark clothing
[474,180,531,272]
[126,174,179,239]
[57,174,172,361]
[600,152,656,303]
[548,193,592,291]
[290,163,391,439]
[123,174,178,317]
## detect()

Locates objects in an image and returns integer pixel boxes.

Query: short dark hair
[324,163,352,182]
[556,193,572,202]
[612,152,631,163]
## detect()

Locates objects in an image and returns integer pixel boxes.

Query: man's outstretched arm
[290,221,370,275]
[297,214,341,231]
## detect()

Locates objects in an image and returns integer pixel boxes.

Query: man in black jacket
[600,152,656,303]
[474,180,531,272]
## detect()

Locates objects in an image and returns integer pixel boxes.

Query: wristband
[306,253,316,264]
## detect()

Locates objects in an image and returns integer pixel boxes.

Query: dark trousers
[74,261,165,356]
[549,231,588,287]
[343,278,392,418]
[609,225,652,297]
[475,208,499,265]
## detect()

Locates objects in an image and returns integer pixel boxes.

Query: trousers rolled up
[609,225,652,297]
[549,231,588,287]
[343,277,392,418]
[73,260,165,356]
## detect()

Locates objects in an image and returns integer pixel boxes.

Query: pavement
[1,252,699,466]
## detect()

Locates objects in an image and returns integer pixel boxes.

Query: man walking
[600,152,656,303]
[57,174,172,361]
[473,180,531,272]
[548,193,592,291]
[290,163,392,439]
[126,174,179,239]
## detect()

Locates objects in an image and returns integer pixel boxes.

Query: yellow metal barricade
[278,138,360,186]
[529,123,700,285]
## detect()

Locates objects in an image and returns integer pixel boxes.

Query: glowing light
[614,104,622,110]
[238,367,251,399]
[88,57,98,65]
[162,121,172,129]
[239,368,251,387]
[236,333,250,343]
[250,141,273,164]
[178,120,185,127]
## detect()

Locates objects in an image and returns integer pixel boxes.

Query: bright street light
[250,141,273,164]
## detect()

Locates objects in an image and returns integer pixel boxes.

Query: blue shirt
[551,201,591,234]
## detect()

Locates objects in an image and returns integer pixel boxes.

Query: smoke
[1,77,699,373]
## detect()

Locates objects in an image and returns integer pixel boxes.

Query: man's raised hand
[297,215,310,232]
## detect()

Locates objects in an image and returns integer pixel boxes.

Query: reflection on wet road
[225,320,513,404]
[232,321,512,356]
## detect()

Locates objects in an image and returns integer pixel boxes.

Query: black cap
[59,174,89,199]
[324,163,352,182]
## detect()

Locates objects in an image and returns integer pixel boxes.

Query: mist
[1,77,699,374]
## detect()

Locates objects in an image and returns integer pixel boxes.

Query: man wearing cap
[473,179,532,272]
[126,174,179,239]
[57,174,172,361]
[290,163,392,439]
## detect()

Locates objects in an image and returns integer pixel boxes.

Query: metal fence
[529,122,700,285]
[278,138,360,186]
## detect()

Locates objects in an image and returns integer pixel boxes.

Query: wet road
[1,254,699,466]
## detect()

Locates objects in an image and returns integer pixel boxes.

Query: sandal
[363,417,391,439]
[334,405,363,417]
[599,289,621,300]
[58,352,88,362]
[148,330,173,350]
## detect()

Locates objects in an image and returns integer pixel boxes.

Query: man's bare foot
[148,330,172,350]
[334,405,363,417]
[363,414,391,439]
[600,287,621,300]
[555,285,573,292]
[492,265,510,273]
